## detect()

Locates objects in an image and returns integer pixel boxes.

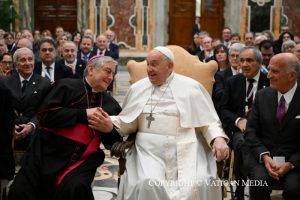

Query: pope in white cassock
[89,46,230,200]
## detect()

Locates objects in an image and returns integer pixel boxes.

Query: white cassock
[111,72,228,200]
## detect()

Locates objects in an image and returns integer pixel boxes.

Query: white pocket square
[295,115,300,119]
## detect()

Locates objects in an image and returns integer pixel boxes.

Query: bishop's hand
[88,107,113,133]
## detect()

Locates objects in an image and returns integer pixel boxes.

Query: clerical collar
[84,78,101,93]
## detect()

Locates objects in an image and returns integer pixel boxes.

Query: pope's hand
[212,137,230,161]
[88,107,113,133]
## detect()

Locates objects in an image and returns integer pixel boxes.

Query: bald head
[268,53,300,93]
[17,38,33,50]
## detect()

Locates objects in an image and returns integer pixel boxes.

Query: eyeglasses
[229,54,239,59]
[283,45,295,49]
[41,48,54,52]
[1,61,13,65]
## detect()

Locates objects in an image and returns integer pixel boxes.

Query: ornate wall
[11,0,299,53]
[90,0,155,52]
[240,0,282,40]
[282,0,300,37]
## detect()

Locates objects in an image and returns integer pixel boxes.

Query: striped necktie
[45,66,51,81]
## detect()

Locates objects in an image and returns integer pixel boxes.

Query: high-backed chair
[111,45,222,189]
[127,45,217,95]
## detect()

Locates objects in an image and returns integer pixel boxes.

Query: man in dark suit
[59,41,86,79]
[34,38,73,83]
[0,81,15,184]
[245,53,300,200]
[77,36,94,63]
[2,47,51,151]
[219,46,269,200]
[192,16,201,35]
[90,34,117,59]
[213,43,245,111]
[104,30,119,60]
[91,34,118,93]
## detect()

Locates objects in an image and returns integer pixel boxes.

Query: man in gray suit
[245,53,300,200]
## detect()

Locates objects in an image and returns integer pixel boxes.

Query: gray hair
[240,46,263,65]
[13,47,35,63]
[229,43,245,54]
[17,38,33,50]
[83,56,117,76]
[281,40,296,52]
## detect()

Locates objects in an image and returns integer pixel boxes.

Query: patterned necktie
[21,80,28,93]
[83,55,88,62]
[246,79,255,108]
[276,96,286,123]
[45,66,51,80]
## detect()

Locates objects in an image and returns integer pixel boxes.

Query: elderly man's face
[146,50,173,86]
[229,50,241,70]
[88,62,116,92]
[240,49,261,79]
[267,53,297,93]
[96,35,107,50]
[16,49,35,78]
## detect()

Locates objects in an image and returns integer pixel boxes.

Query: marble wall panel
[108,0,136,48]
[282,0,300,37]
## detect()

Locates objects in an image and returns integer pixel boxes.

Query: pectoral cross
[146,113,155,128]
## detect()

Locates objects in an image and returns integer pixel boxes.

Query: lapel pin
[34,91,37,94]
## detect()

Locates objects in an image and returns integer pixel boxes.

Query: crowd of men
[0,24,300,200]
[189,26,300,200]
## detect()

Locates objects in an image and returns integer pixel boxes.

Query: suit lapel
[238,75,246,103]
[54,62,60,81]
[23,74,37,96]
[268,89,280,128]
[10,73,22,97]
[34,63,42,75]
[257,72,269,90]
[281,85,300,128]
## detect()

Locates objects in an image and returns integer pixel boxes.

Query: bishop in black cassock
[8,56,122,200]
